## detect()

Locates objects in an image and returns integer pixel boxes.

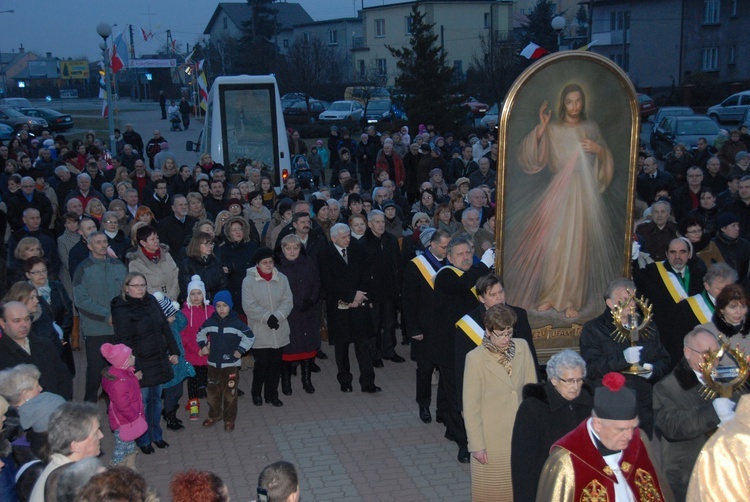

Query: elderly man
[120,143,141,171]
[468,157,496,190]
[52,166,78,204]
[536,372,668,501]
[122,124,144,157]
[359,210,404,366]
[158,194,197,261]
[7,176,54,231]
[634,199,677,261]
[7,208,61,277]
[455,188,491,226]
[653,327,731,501]
[64,173,105,211]
[0,301,73,400]
[457,208,494,258]
[636,156,677,205]
[319,223,379,394]
[580,278,671,438]
[73,231,127,402]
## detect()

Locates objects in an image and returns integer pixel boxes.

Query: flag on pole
[520,42,550,60]
[111,31,129,73]
[198,72,208,111]
[101,99,109,118]
[198,59,205,71]
[98,66,107,100]
[140,27,152,41]
[577,40,598,52]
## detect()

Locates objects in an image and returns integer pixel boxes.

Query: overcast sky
[1,0,400,62]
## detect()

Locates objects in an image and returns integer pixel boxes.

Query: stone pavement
[78,347,471,501]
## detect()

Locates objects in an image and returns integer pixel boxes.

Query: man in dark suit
[636,156,676,205]
[157,194,197,261]
[318,223,379,394]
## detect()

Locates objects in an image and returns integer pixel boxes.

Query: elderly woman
[463,304,537,502]
[699,283,750,354]
[29,402,103,502]
[111,272,179,455]
[8,237,44,286]
[220,216,258,315]
[127,225,180,301]
[510,350,592,501]
[101,210,129,261]
[179,231,227,302]
[0,364,66,459]
[242,248,293,407]
[278,234,321,395]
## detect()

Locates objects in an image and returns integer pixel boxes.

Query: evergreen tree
[387,2,463,132]
[240,0,280,74]
[520,0,558,54]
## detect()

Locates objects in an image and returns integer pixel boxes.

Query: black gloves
[267,315,280,330]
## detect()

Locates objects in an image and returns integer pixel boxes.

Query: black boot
[281,361,293,396]
[165,409,184,431]
[301,358,316,394]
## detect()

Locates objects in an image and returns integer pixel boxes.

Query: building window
[223,17,228,29]
[405,16,413,35]
[729,45,736,64]
[376,58,387,76]
[303,33,310,43]
[484,13,491,29]
[283,39,289,48]
[704,1,720,23]
[610,10,630,31]
[358,60,365,78]
[375,19,386,38]
[702,47,719,70]
[329,30,338,45]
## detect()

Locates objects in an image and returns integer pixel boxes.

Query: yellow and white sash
[655,262,688,302]
[456,314,484,346]
[439,266,479,299]
[413,254,439,289]
[686,294,713,324]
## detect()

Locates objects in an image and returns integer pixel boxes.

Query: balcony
[351,36,369,52]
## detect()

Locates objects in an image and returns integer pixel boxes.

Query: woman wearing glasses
[179,232,227,303]
[462,304,537,502]
[510,349,592,502]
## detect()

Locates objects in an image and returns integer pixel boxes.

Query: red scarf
[141,246,161,263]
[257,269,273,282]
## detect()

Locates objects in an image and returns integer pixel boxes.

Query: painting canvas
[496,51,638,333]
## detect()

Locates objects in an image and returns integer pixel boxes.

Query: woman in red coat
[375,141,405,187]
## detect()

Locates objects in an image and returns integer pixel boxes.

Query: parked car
[20,107,74,131]
[462,97,488,116]
[707,91,750,124]
[650,106,694,125]
[480,102,500,128]
[364,99,395,124]
[318,100,364,122]
[0,97,33,109]
[0,122,13,141]
[650,115,719,159]
[637,93,657,119]
[0,106,48,132]
[345,86,390,105]
[743,107,750,131]
[283,99,327,124]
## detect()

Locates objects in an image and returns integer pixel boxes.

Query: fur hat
[213,290,233,309]
[153,291,179,318]
[100,343,133,369]
[186,275,208,305]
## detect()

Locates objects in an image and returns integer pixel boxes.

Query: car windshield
[0,107,24,117]
[368,101,391,111]
[329,102,351,111]
[676,120,719,136]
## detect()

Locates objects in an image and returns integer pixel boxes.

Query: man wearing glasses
[72,231,127,402]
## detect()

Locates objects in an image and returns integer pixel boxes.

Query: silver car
[318,100,364,122]
[707,91,750,124]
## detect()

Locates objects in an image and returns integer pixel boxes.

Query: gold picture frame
[494,51,639,357]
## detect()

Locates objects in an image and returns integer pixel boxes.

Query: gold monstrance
[698,339,750,399]
[611,290,655,375]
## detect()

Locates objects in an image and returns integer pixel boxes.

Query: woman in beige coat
[463,304,537,502]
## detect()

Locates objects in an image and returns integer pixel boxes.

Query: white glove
[623,346,644,364]
[480,248,496,269]
[639,363,653,379]
[631,241,641,260]
[712,398,737,424]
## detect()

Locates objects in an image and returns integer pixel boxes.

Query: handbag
[111,404,148,441]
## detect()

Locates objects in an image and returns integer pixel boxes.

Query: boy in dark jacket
[196,290,254,432]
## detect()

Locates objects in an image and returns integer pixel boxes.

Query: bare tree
[466,33,520,109]
[278,35,345,108]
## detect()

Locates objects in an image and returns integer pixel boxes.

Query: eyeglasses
[201,242,215,247]
[556,377,585,385]
[686,346,712,358]
[127,283,147,288]
[104,220,118,224]
[489,329,513,339]
[28,269,48,275]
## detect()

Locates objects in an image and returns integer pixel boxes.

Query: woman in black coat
[219,216,258,316]
[111,271,179,454]
[178,231,227,301]
[277,234,321,395]
[510,350,593,502]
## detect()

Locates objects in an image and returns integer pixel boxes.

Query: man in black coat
[636,156,677,205]
[7,177,54,232]
[157,194,197,261]
[0,301,73,400]
[580,278,672,438]
[123,124,145,158]
[358,210,404,366]
[318,223,379,394]
[6,208,61,279]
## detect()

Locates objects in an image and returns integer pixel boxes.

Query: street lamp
[551,15,566,52]
[96,22,116,154]
[0,10,15,97]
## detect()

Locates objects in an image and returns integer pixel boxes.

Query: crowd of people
[0,114,749,501]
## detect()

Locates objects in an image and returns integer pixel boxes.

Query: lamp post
[551,15,566,52]
[0,10,15,97]
[96,22,116,154]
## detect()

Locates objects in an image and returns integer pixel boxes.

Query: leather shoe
[265,398,284,407]
[458,447,471,464]
[386,354,406,363]
[153,440,169,449]
[139,444,154,455]
[311,361,321,373]
[419,406,432,424]
[252,395,263,406]
[340,383,353,392]
[316,349,328,360]
[436,414,445,424]
[224,422,235,432]
[373,359,384,368]
[202,418,220,427]
[362,385,382,393]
